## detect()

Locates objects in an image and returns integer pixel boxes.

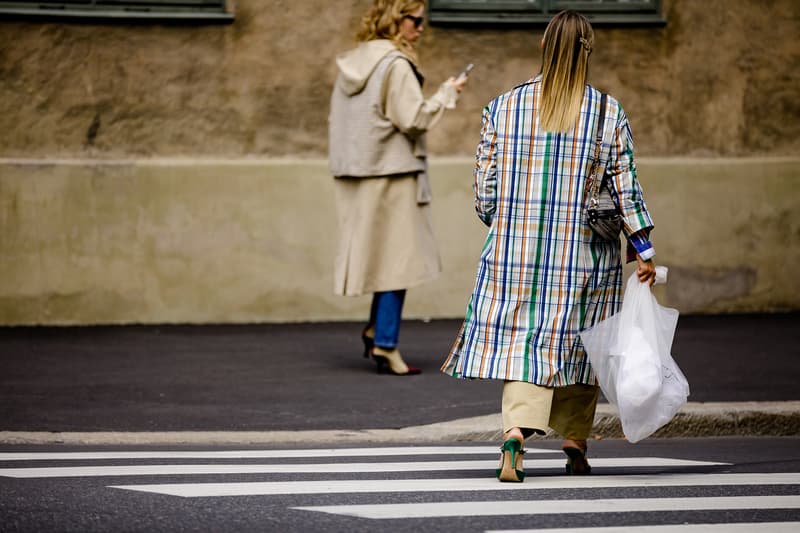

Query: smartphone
[458,63,475,79]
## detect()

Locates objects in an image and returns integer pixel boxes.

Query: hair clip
[579,37,592,52]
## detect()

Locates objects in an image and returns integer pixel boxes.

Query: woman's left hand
[636,255,657,286]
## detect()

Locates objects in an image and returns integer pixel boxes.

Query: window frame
[428,0,665,26]
[0,0,234,23]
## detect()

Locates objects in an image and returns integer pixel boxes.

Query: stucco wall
[1,0,798,159]
[1,157,797,325]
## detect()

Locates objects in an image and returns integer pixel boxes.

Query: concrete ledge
[1,157,798,324]
[1,401,797,445]
[406,401,800,442]
[590,401,800,441]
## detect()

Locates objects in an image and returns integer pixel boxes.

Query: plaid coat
[441,76,654,386]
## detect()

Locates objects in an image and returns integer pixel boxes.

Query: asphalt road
[1,437,799,532]
[0,313,798,432]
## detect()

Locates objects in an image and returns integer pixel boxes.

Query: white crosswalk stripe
[0,457,724,478]
[2,444,798,532]
[294,496,800,519]
[488,523,800,533]
[110,472,800,497]
[0,446,526,461]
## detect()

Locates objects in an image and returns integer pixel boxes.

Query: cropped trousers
[502,381,600,440]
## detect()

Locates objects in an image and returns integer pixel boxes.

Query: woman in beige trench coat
[329,0,466,375]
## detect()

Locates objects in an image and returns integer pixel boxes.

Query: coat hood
[335,40,403,96]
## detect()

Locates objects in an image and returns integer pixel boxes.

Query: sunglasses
[403,14,424,28]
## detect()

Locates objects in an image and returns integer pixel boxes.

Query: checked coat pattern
[442,76,654,387]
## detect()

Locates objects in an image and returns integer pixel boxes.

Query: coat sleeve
[383,59,458,139]
[473,105,498,227]
[605,105,655,259]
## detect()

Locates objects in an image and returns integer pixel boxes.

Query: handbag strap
[587,93,608,207]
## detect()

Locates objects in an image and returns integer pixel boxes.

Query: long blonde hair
[539,10,594,133]
[356,0,425,62]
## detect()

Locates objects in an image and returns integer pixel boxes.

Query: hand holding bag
[580,267,690,443]
[586,93,623,241]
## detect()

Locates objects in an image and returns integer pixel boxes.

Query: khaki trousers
[502,381,600,440]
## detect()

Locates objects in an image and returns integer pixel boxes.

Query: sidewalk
[1,313,798,444]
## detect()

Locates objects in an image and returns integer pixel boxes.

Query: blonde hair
[356,0,425,62]
[539,10,594,133]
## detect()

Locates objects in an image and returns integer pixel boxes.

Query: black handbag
[586,93,623,241]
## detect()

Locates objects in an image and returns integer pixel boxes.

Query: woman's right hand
[448,75,468,93]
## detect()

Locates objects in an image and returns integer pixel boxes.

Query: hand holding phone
[451,63,473,92]
[457,63,475,81]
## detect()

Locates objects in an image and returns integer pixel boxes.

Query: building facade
[0,0,798,324]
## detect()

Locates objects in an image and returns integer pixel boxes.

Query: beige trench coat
[331,43,458,296]
[333,174,440,296]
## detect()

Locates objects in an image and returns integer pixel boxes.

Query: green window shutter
[429,0,664,25]
[0,0,234,22]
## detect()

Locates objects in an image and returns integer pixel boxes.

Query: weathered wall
[1,0,798,158]
[1,158,797,325]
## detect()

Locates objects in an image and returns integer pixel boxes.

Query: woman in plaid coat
[441,10,658,482]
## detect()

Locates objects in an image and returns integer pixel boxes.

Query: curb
[590,401,800,441]
[1,402,798,446]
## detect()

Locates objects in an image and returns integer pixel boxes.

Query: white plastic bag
[580,267,689,443]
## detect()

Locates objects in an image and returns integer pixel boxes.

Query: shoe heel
[496,439,525,482]
[361,327,374,359]
[563,446,591,475]
[373,354,387,374]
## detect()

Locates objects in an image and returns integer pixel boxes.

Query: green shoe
[496,438,525,482]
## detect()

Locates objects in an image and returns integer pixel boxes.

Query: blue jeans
[370,290,406,349]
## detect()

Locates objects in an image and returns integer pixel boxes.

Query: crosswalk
[296,496,800,519]
[1,444,798,531]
